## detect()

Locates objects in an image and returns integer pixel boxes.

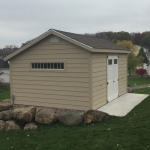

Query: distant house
[135,45,149,56]
[4,29,130,110]
[145,52,150,76]
[136,45,149,69]
[0,58,10,83]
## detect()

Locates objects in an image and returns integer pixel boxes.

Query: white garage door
[107,56,118,102]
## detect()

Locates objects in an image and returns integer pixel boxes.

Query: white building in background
[145,52,150,76]
[0,58,10,83]
[135,45,149,70]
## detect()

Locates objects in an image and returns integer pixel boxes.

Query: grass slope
[128,77,150,86]
[0,85,150,149]
[0,89,10,101]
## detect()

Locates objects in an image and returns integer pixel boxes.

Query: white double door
[107,56,118,102]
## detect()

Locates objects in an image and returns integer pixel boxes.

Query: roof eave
[92,48,131,53]
[4,30,51,61]
[4,29,94,61]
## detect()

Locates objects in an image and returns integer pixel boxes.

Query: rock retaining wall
[0,99,109,131]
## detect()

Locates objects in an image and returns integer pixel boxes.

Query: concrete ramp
[97,93,149,116]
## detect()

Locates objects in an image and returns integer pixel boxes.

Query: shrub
[136,68,147,77]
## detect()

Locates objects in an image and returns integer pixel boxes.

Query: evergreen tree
[137,47,149,64]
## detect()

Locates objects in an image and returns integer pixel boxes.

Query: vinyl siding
[91,53,107,110]
[10,36,90,110]
[91,53,128,110]
[118,54,128,96]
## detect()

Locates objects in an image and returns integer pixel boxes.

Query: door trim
[107,56,118,102]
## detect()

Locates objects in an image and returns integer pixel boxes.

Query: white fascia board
[4,29,94,61]
[93,48,131,53]
[4,30,52,61]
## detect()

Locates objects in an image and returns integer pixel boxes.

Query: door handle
[113,81,115,82]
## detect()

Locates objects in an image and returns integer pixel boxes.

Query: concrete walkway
[97,93,149,117]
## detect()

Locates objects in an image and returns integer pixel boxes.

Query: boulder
[0,120,5,130]
[35,108,58,124]
[1,99,11,103]
[24,123,38,130]
[5,120,20,131]
[0,102,12,111]
[58,110,83,126]
[0,110,13,120]
[84,110,109,123]
[13,106,36,122]
[128,87,133,93]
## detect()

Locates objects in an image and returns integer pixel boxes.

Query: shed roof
[0,59,9,68]
[53,29,128,50]
[4,29,130,61]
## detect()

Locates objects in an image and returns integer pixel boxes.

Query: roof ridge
[4,28,130,61]
[52,29,100,38]
[53,29,128,50]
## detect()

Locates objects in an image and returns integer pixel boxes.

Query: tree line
[93,31,150,50]
[1,31,150,58]
[0,45,19,58]
[86,31,150,76]
[1,31,150,76]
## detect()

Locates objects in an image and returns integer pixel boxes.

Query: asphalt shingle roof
[53,29,129,51]
[5,29,130,61]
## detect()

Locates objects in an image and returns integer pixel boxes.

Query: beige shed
[4,29,130,110]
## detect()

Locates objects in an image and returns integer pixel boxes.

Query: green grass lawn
[0,89,10,101]
[0,85,150,149]
[128,76,150,86]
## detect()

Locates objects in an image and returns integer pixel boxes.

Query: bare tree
[2,45,19,57]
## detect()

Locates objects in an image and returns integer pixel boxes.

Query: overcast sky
[0,0,150,48]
